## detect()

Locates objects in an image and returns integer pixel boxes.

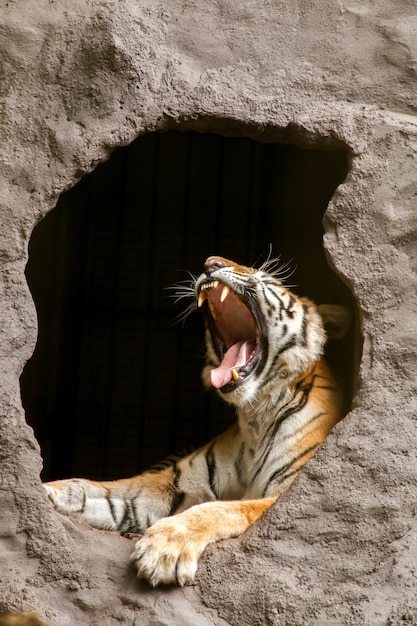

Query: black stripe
[285,295,296,318]
[253,384,314,481]
[271,386,311,433]
[130,498,142,531]
[278,412,326,447]
[278,336,297,354]
[234,442,247,487]
[275,294,284,320]
[169,464,185,515]
[118,499,139,533]
[262,468,300,497]
[263,304,308,386]
[294,371,315,392]
[262,284,279,313]
[262,336,297,386]
[116,495,142,533]
[169,491,185,516]
[205,441,218,499]
[262,443,319,497]
[148,446,197,472]
[147,463,168,473]
[264,385,288,412]
[80,485,87,513]
[300,304,308,346]
[106,492,118,526]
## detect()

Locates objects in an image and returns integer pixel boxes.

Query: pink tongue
[210,341,254,389]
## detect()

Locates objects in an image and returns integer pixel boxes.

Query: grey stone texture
[0,0,416,624]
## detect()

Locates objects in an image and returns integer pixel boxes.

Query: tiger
[0,614,49,626]
[44,255,350,587]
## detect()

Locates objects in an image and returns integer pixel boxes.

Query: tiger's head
[194,255,350,409]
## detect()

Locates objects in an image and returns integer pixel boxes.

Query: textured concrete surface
[0,1,416,624]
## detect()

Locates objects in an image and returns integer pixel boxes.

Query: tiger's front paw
[130,515,207,586]
[44,479,87,515]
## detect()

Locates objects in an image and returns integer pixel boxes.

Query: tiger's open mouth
[196,279,265,391]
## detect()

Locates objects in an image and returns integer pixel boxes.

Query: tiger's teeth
[198,290,208,307]
[212,280,219,288]
[232,369,239,381]
[220,285,230,303]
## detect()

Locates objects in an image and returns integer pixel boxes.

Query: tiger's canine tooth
[198,290,208,308]
[232,369,239,381]
[220,285,230,303]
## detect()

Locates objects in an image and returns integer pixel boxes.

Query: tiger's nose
[204,257,226,274]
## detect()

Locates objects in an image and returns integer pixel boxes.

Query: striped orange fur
[45,256,350,586]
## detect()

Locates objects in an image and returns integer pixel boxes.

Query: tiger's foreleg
[44,425,243,535]
[44,467,188,534]
[131,496,277,586]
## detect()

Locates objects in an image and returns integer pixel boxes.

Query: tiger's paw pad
[130,517,204,587]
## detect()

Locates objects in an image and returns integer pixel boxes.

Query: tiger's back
[45,255,349,586]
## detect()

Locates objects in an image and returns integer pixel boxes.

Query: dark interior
[20,130,354,482]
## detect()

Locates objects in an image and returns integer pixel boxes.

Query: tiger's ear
[317,304,351,340]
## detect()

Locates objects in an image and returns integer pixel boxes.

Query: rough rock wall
[0,1,416,624]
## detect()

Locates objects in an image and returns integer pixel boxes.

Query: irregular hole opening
[20,129,357,482]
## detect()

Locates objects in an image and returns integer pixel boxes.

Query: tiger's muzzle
[195,257,267,392]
